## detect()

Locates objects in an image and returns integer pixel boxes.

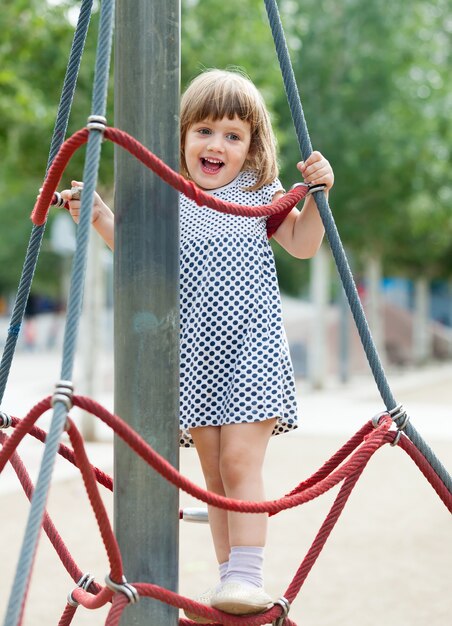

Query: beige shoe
[210,582,273,615]
[184,586,220,623]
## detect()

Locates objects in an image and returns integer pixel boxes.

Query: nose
[207,137,224,152]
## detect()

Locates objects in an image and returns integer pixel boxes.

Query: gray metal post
[114,2,180,624]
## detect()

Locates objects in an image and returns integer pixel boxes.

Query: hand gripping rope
[1,0,451,624]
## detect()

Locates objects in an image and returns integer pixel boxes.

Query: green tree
[0,1,112,297]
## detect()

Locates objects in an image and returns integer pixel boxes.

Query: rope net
[1,399,450,626]
[1,0,451,623]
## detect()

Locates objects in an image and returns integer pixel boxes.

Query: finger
[303,161,325,179]
[70,186,82,200]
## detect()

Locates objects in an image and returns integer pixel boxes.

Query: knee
[200,457,224,493]
[219,446,255,490]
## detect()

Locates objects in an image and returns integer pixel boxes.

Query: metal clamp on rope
[389,404,410,430]
[371,410,390,429]
[51,191,66,208]
[307,182,327,195]
[0,410,12,429]
[67,572,96,607]
[290,182,326,196]
[388,404,410,446]
[87,114,107,133]
[105,574,139,604]
[273,596,290,626]
[51,380,74,411]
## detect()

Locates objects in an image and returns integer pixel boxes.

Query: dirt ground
[0,353,451,626]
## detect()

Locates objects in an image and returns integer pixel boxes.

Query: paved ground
[0,349,451,625]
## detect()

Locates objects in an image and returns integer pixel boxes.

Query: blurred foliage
[0,0,451,297]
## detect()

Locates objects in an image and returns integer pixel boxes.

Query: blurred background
[1,0,451,388]
[0,3,451,625]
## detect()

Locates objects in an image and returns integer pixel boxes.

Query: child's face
[184,116,251,190]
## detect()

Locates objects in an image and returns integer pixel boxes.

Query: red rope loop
[31,126,309,226]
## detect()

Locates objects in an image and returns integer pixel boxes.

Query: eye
[197,128,212,135]
[227,133,240,141]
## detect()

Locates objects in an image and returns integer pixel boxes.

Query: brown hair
[180,69,278,191]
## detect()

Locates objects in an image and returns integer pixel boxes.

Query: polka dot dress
[179,170,298,447]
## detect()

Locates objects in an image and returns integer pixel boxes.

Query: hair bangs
[180,69,279,190]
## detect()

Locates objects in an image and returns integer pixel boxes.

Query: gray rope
[2,1,115,624]
[0,0,94,404]
[264,0,451,494]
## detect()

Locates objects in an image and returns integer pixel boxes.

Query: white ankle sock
[225,546,264,588]
[219,561,229,584]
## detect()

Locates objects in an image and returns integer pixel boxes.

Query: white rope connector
[67,572,96,607]
[87,114,107,132]
[273,596,290,626]
[0,410,12,429]
[105,574,139,604]
[51,380,74,411]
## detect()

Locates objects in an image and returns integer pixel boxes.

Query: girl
[62,69,334,620]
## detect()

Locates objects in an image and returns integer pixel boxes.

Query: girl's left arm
[272,151,334,259]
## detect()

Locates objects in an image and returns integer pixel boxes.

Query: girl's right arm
[61,180,115,251]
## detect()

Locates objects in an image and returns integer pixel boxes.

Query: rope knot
[105,574,139,604]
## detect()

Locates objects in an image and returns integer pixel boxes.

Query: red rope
[3,397,451,626]
[398,433,452,513]
[31,126,309,226]
[9,415,113,491]
[0,431,83,584]
[72,395,392,515]
[65,418,124,581]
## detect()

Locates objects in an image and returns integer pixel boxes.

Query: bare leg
[190,426,230,564]
[219,419,276,548]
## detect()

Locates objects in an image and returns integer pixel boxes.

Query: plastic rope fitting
[273,596,290,626]
[0,410,12,429]
[51,380,74,412]
[67,572,96,608]
[105,574,139,604]
[87,114,107,133]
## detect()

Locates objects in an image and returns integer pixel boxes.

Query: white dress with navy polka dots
[179,170,298,447]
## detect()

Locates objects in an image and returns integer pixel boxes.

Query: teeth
[203,157,223,164]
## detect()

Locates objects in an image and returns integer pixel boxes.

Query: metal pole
[114,2,180,624]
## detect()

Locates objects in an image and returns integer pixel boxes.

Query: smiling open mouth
[201,157,225,173]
